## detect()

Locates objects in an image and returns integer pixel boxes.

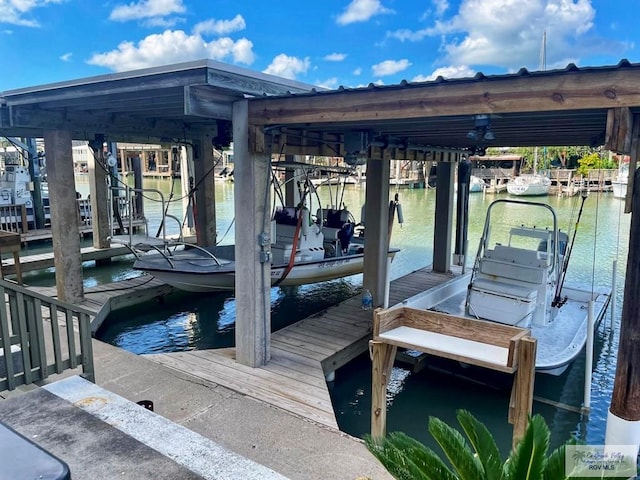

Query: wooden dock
[148,267,461,430]
[29,275,175,332]
[1,245,135,276]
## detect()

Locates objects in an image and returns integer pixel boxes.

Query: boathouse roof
[1,58,640,154]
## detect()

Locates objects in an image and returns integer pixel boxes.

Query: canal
[29,177,631,454]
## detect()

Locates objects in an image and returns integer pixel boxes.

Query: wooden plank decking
[1,245,135,276]
[148,267,461,430]
[29,275,174,332]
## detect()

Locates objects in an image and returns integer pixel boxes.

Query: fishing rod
[552,192,588,307]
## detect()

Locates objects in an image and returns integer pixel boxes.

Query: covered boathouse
[1,58,639,451]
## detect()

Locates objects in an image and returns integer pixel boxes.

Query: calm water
[54,178,629,454]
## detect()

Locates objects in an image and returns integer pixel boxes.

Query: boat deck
[148,266,461,430]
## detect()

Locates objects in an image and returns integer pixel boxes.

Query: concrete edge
[44,376,289,480]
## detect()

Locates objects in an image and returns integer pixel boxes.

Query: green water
[57,178,630,454]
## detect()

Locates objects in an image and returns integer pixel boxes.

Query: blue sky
[0,0,637,92]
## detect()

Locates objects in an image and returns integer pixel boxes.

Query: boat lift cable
[553,192,588,307]
[590,186,601,298]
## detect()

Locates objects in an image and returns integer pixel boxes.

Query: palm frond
[365,432,458,480]
[504,414,549,480]
[456,410,503,480]
[429,416,484,480]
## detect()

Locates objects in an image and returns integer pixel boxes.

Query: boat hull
[506,174,551,196]
[134,249,399,293]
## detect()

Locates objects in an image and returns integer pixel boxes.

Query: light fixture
[466,114,495,144]
[483,129,495,141]
[106,152,117,167]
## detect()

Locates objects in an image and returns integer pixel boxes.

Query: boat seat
[471,278,537,300]
[378,326,509,367]
[480,246,546,284]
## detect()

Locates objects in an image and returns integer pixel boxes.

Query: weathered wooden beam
[605,107,632,153]
[509,336,537,447]
[625,115,640,213]
[611,166,640,421]
[370,340,397,439]
[249,69,640,126]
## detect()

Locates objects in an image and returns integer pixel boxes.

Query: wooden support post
[370,340,397,439]
[193,136,217,247]
[509,337,537,447]
[233,100,272,367]
[626,115,640,213]
[88,141,111,249]
[0,231,22,284]
[433,160,454,273]
[609,166,640,424]
[43,129,84,304]
[363,159,391,307]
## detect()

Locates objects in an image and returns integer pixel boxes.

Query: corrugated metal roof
[1,58,639,152]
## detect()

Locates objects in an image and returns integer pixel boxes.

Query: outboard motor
[337,222,354,253]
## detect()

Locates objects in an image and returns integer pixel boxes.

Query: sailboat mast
[540,30,547,72]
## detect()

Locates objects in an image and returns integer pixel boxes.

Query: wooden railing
[0,279,95,392]
[0,204,28,234]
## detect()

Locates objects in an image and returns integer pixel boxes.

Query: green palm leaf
[365,432,458,480]
[504,414,549,480]
[457,410,503,480]
[543,442,569,480]
[429,416,485,480]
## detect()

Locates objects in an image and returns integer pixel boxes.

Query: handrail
[0,279,95,392]
[140,242,223,269]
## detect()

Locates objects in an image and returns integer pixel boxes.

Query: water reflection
[92,181,630,454]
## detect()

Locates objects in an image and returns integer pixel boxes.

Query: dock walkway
[148,267,459,430]
[29,275,175,332]
[1,245,135,276]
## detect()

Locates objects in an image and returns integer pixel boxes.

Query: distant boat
[469,175,486,193]
[506,174,551,196]
[612,163,629,199]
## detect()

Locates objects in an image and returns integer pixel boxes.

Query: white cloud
[389,0,605,71]
[433,0,449,17]
[336,0,394,25]
[0,0,64,27]
[193,15,246,36]
[317,77,339,89]
[324,52,347,62]
[353,67,363,75]
[87,30,255,71]
[412,64,475,82]
[263,54,310,79]
[60,52,72,62]
[109,0,186,22]
[372,59,411,76]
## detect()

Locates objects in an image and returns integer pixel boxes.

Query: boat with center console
[397,198,610,375]
[130,161,399,292]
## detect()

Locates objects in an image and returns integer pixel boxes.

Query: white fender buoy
[301,207,310,236]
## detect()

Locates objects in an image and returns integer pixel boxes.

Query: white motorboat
[469,175,486,192]
[612,163,629,199]
[506,173,551,196]
[399,198,610,375]
[132,206,398,293]
[132,161,399,292]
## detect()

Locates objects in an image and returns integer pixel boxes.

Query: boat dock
[1,245,135,277]
[17,264,459,430]
[28,275,175,332]
[147,267,459,429]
